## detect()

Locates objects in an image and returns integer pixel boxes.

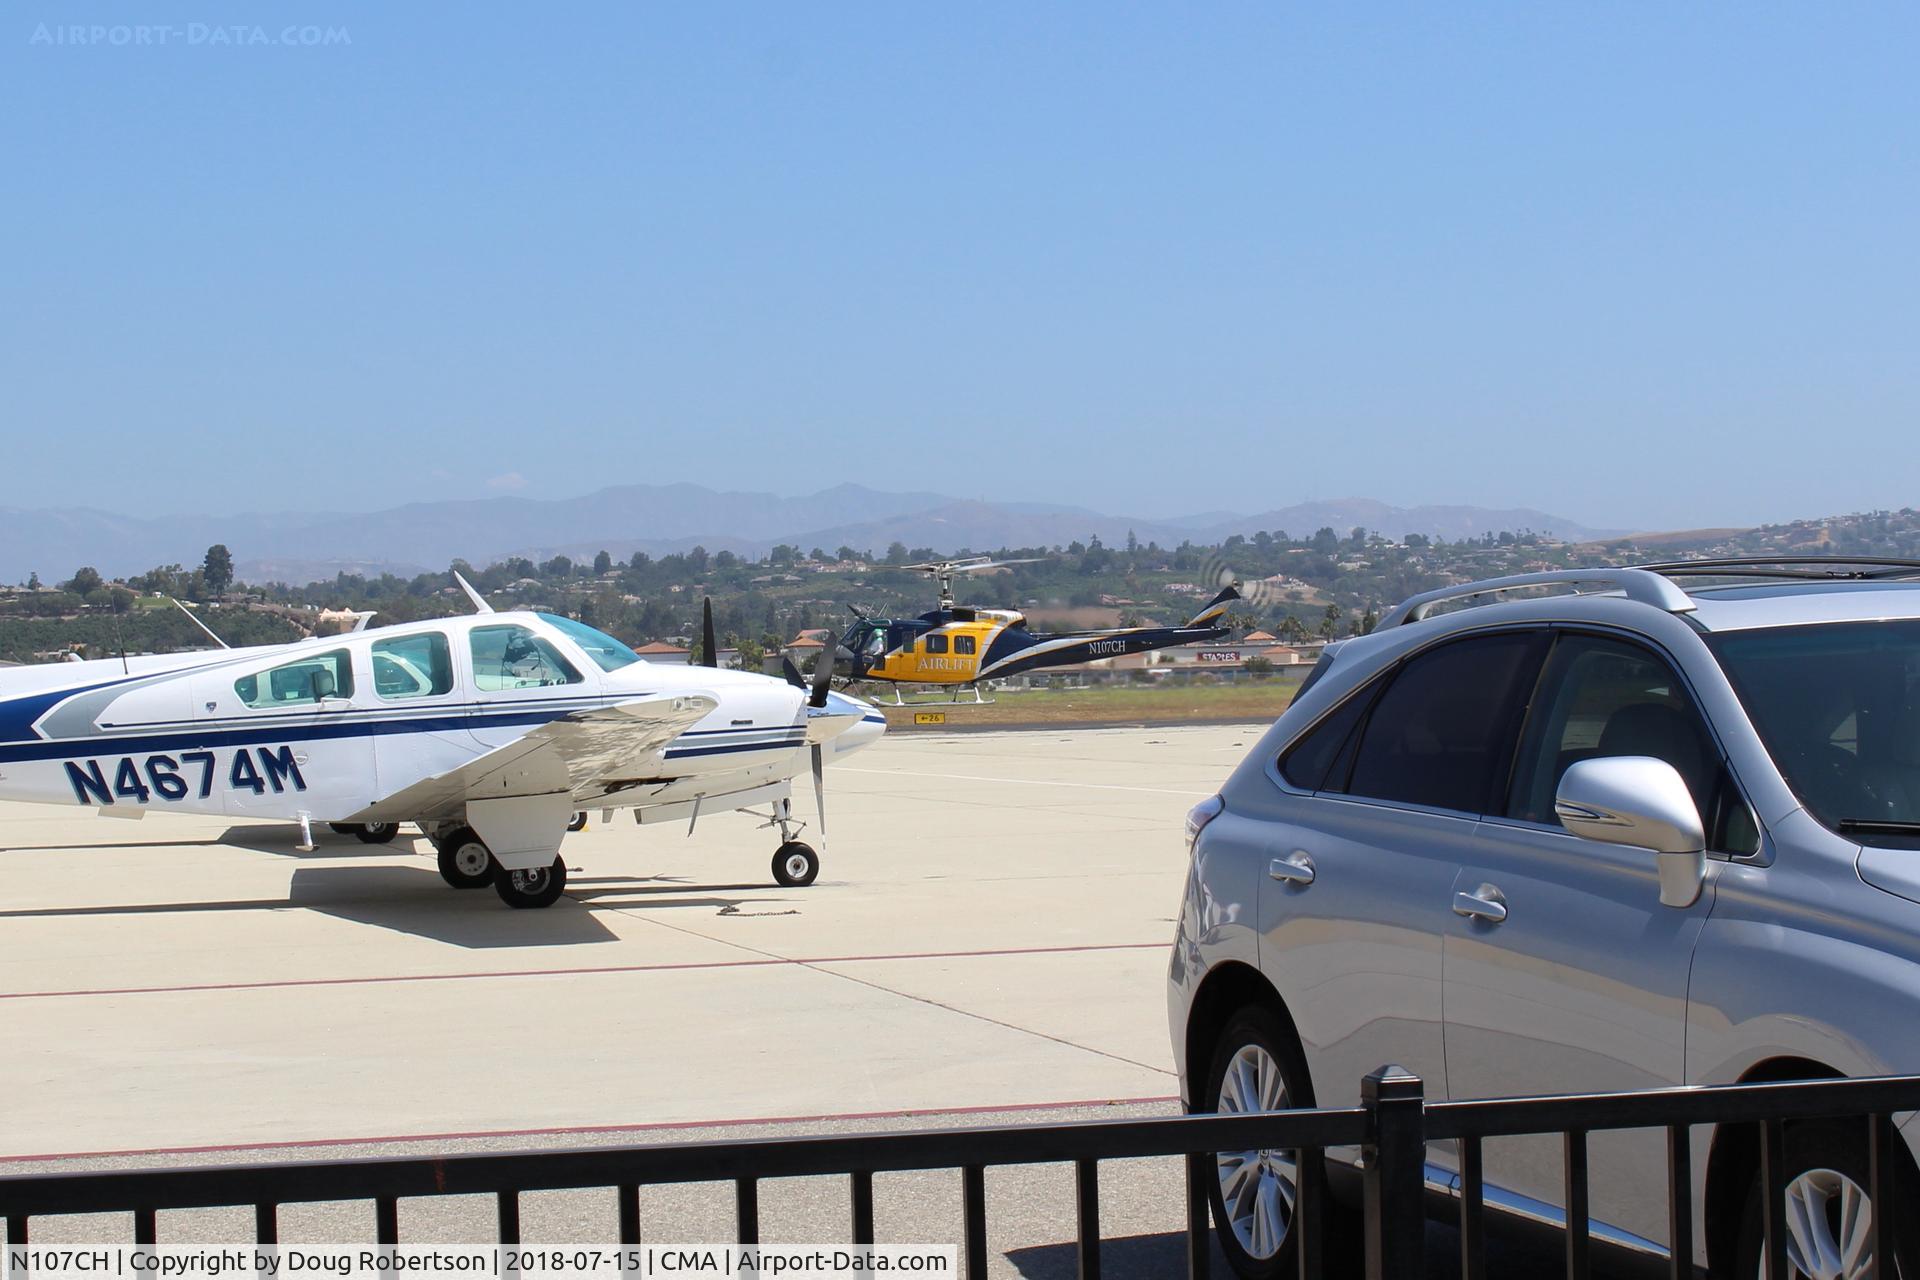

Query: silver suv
[1169,559,1920,1278]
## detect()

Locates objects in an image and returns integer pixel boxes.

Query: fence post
[1361,1064,1426,1280]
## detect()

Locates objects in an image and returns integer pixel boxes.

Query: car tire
[1200,1006,1338,1279]
[1733,1119,1918,1279]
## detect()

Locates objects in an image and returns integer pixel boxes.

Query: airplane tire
[435,827,494,890]
[494,855,568,908]
[772,842,819,888]
[354,822,401,845]
[327,822,356,836]
[567,811,589,832]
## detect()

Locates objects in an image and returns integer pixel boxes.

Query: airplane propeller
[700,597,719,670]
[780,643,839,709]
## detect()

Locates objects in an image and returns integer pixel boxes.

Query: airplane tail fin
[1185,584,1240,629]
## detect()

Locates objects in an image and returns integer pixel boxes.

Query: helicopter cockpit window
[860,628,888,659]
[470,624,582,691]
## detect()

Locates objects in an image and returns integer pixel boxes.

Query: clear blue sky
[4,4,1915,531]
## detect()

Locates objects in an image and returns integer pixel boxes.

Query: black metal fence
[4,1068,1918,1280]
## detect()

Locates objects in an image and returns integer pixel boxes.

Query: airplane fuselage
[0,612,884,826]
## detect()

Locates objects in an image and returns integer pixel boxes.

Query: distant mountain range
[0,485,1627,584]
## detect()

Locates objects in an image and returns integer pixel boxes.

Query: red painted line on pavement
[0,942,1167,1003]
[0,1096,1183,1165]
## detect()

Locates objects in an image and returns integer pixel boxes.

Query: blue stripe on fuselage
[0,710,805,766]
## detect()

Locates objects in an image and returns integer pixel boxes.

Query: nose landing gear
[758,796,823,887]
[773,842,819,887]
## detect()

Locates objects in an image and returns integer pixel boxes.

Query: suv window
[1280,686,1374,790]
[1710,620,1920,838]
[1343,632,1542,814]
[1508,632,1758,854]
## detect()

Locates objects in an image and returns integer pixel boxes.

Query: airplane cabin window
[234,650,354,709]
[537,613,642,672]
[470,624,582,691]
[372,632,454,701]
[925,634,949,654]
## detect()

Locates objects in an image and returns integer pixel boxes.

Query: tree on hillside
[593,550,613,575]
[26,572,40,590]
[203,545,234,594]
[66,566,103,596]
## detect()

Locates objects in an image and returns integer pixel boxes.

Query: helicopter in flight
[830,557,1241,701]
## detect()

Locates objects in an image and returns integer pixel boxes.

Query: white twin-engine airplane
[0,578,885,908]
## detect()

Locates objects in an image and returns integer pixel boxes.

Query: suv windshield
[1710,620,1920,840]
[537,613,642,672]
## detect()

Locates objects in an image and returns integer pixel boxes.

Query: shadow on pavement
[219,823,411,858]
[1005,1231,1230,1279]
[1007,1222,1607,1279]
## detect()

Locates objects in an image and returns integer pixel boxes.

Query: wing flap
[356,693,717,822]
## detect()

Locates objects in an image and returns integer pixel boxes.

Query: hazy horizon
[6,5,1916,530]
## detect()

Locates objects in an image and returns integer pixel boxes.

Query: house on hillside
[634,641,690,664]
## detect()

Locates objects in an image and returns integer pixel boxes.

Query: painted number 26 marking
[65,746,307,806]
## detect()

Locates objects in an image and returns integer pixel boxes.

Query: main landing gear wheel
[772,841,819,887]
[434,826,494,890]
[567,811,589,832]
[494,855,568,909]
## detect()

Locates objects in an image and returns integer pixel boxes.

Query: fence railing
[4,1067,1918,1280]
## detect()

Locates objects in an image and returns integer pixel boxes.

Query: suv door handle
[1453,886,1508,923]
[1269,853,1316,886]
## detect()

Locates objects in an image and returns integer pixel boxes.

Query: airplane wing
[352,693,719,823]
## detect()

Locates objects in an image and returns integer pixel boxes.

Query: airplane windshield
[538,613,643,672]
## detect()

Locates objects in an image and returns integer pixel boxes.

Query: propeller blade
[701,597,719,669]
[781,656,806,690]
[811,743,827,846]
[808,643,834,708]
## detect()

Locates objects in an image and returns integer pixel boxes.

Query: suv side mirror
[1555,756,1706,909]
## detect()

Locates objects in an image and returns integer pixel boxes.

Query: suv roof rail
[1378,568,1697,628]
[1632,555,1920,581]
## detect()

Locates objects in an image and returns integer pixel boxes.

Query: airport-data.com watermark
[28,21,350,47]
